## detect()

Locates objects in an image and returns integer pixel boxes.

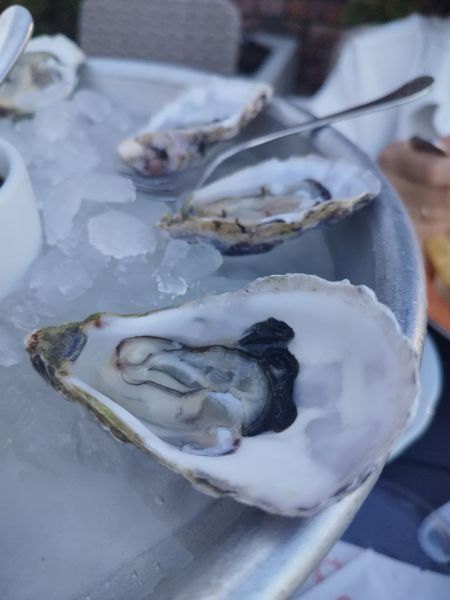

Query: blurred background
[1,0,448,93]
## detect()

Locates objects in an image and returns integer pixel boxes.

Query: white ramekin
[0,139,42,299]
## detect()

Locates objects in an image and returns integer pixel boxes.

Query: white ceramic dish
[0,138,41,299]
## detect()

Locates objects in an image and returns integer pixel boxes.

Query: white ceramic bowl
[0,139,42,299]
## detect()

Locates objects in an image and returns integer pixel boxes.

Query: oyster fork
[124,76,434,198]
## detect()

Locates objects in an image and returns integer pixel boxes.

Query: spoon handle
[197,76,434,189]
[238,76,434,152]
[311,76,435,128]
[0,5,34,86]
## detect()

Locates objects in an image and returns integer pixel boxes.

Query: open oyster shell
[117,78,272,176]
[26,274,418,516]
[0,34,85,115]
[160,156,381,255]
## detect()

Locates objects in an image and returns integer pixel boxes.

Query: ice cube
[159,239,190,272]
[41,178,84,245]
[2,292,41,332]
[72,89,113,123]
[53,201,102,256]
[181,242,223,283]
[12,118,55,168]
[157,240,223,295]
[33,102,76,141]
[88,210,157,259]
[157,275,188,296]
[82,173,136,204]
[68,237,111,278]
[157,239,189,296]
[49,132,100,184]
[27,144,56,176]
[110,106,133,132]
[29,247,94,305]
[58,265,95,300]
[115,255,156,290]
[0,323,23,367]
[0,118,23,150]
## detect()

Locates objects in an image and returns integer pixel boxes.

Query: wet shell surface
[117,78,273,176]
[26,274,419,517]
[0,34,85,115]
[160,155,381,255]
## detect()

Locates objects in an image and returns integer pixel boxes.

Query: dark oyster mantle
[28,316,299,457]
[112,318,298,455]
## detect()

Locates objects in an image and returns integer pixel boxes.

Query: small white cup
[0,139,42,300]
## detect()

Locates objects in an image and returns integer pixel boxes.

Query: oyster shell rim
[26,274,419,517]
[0,33,86,115]
[159,156,382,255]
[117,78,273,176]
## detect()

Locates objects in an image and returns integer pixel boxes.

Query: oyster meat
[27,274,418,516]
[117,78,272,176]
[0,34,85,115]
[160,155,381,255]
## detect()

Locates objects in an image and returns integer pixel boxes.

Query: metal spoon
[125,76,435,196]
[0,5,34,86]
[194,76,435,191]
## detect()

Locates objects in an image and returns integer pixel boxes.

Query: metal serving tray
[2,58,427,600]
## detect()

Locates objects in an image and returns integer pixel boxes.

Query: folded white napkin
[294,541,450,599]
[304,14,450,159]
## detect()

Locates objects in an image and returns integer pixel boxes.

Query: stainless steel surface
[126,75,434,195]
[79,58,427,599]
[152,469,382,600]
[0,5,33,86]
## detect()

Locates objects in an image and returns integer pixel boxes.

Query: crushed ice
[0,86,237,598]
[88,209,157,259]
[0,79,336,599]
[0,79,335,369]
[0,91,231,328]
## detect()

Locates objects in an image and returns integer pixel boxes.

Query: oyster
[117,78,272,176]
[26,275,418,516]
[160,155,381,255]
[0,34,85,115]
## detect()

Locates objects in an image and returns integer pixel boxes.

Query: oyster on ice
[0,34,85,115]
[160,156,381,255]
[117,78,272,176]
[26,275,419,516]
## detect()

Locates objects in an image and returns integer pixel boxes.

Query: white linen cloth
[303,14,450,159]
[294,541,450,599]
